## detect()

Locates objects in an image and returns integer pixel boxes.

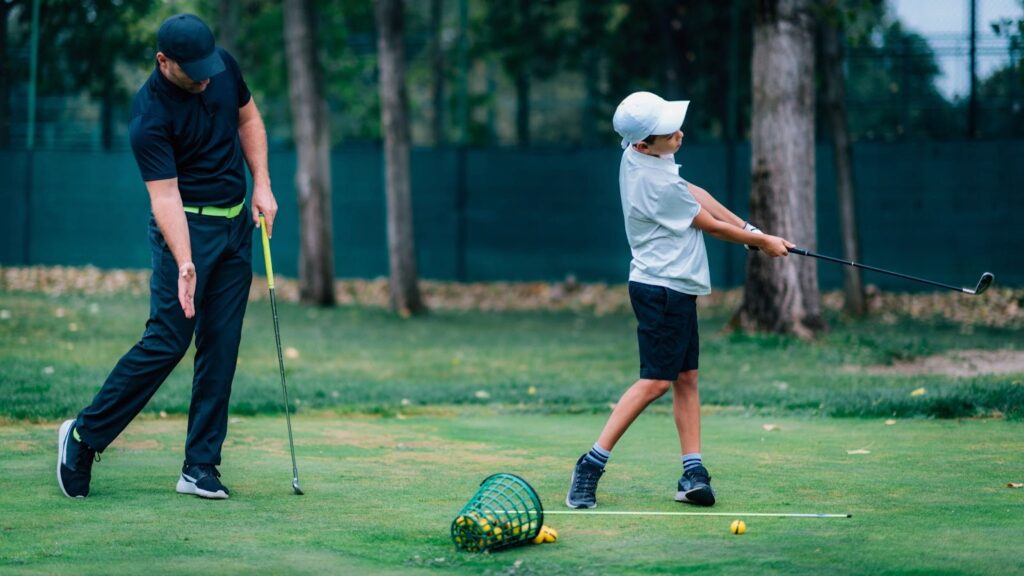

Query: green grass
[1,292,1021,420]
[2,411,1022,575]
[2,291,1023,574]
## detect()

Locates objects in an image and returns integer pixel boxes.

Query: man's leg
[60,221,200,498]
[184,215,253,468]
[76,221,201,451]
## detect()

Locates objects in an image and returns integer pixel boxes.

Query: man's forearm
[151,194,192,268]
[239,114,270,187]
[688,184,745,227]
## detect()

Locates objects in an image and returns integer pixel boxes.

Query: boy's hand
[758,235,795,257]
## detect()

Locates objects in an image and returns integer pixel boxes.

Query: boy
[566,92,793,509]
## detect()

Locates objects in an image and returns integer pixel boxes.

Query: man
[57,13,277,500]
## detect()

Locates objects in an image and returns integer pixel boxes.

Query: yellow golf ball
[730,520,747,535]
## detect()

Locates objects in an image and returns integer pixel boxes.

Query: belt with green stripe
[183,201,245,218]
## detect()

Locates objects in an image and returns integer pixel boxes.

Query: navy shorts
[628,281,699,380]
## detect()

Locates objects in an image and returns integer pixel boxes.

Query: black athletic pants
[76,209,253,466]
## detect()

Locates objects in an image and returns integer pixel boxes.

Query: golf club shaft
[788,247,966,293]
[259,215,302,492]
[269,289,300,484]
[544,510,851,518]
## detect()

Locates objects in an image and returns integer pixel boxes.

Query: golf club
[259,214,304,495]
[788,247,994,295]
[543,510,851,518]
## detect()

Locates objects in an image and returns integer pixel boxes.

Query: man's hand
[178,262,197,319]
[252,183,278,238]
[758,235,795,257]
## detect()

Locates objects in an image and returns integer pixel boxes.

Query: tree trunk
[429,0,445,146]
[283,0,336,306]
[0,0,9,149]
[217,0,240,58]
[732,0,824,338]
[101,85,114,151]
[579,0,604,144]
[376,0,426,316]
[515,0,531,146]
[820,2,865,316]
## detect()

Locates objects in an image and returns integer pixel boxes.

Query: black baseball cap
[157,14,225,81]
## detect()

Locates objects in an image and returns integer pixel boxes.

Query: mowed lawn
[0,290,1022,574]
[1,411,1022,575]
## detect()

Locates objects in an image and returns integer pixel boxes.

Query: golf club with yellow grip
[259,214,303,495]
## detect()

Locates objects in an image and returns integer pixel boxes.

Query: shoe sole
[565,467,597,509]
[176,478,229,500]
[675,487,715,506]
[56,419,82,499]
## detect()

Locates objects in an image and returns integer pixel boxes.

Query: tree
[819,0,865,316]
[0,0,13,148]
[732,0,825,338]
[283,0,336,306]
[376,0,425,316]
[11,0,155,150]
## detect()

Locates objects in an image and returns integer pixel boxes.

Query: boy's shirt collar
[625,145,679,174]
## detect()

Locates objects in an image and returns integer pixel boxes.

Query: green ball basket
[451,473,545,552]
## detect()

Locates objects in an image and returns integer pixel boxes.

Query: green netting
[451,473,544,552]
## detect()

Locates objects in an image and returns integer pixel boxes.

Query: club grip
[259,214,275,289]
[788,247,808,256]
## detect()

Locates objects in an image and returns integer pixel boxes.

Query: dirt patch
[858,349,1024,377]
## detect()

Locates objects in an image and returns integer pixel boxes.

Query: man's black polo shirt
[129,48,252,207]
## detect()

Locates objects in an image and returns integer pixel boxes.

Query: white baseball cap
[612,91,689,149]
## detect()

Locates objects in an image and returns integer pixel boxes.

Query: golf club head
[292,478,304,495]
[970,272,995,295]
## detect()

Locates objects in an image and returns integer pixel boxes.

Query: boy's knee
[675,370,699,389]
[637,378,672,399]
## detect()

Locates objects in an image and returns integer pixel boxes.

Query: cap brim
[179,50,225,82]
[651,100,689,135]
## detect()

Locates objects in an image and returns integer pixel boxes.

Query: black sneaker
[176,463,230,499]
[675,464,716,506]
[57,419,98,498]
[565,454,604,509]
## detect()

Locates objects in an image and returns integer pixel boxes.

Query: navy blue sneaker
[57,419,98,498]
[176,463,230,499]
[675,464,715,506]
[566,454,604,509]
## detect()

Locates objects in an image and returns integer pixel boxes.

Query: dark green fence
[1,142,1020,289]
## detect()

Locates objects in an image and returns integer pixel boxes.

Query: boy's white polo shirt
[619,146,711,296]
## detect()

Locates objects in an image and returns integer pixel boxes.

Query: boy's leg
[672,307,714,506]
[598,378,674,451]
[671,370,701,455]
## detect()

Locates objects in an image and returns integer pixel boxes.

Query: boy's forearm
[688,184,745,227]
[693,209,764,247]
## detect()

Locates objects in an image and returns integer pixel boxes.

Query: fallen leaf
[527,386,537,395]
[1008,483,1024,489]
[910,387,927,397]
[885,419,897,425]
[762,424,782,432]
[846,449,871,455]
